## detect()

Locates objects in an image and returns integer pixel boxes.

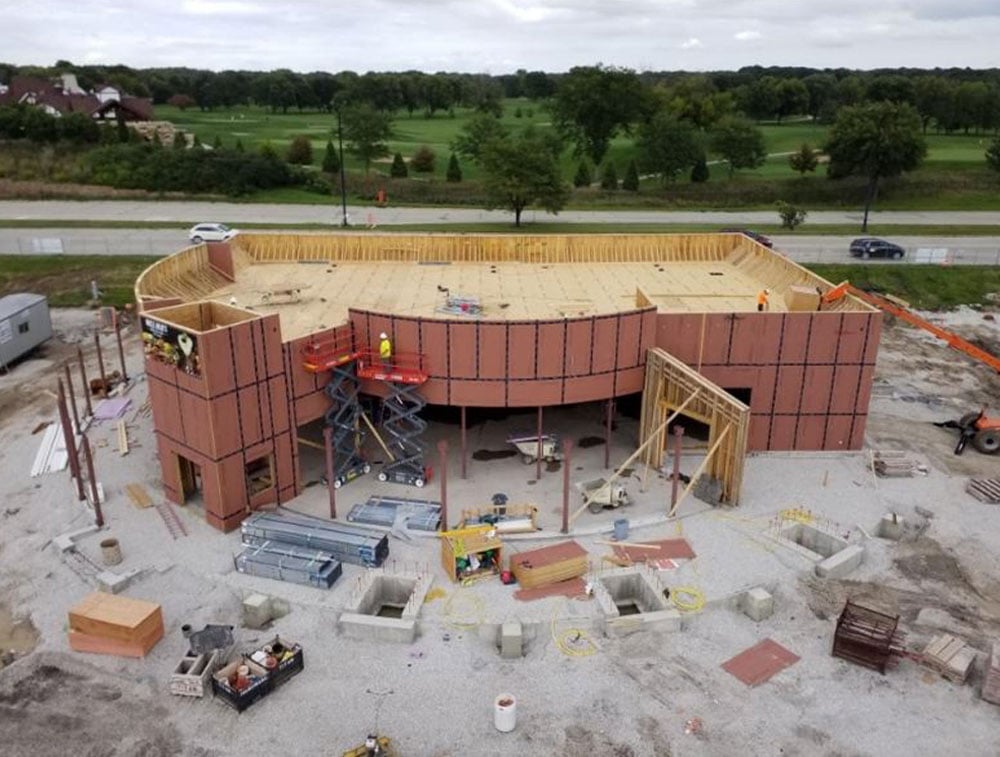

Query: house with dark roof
[0,74,152,122]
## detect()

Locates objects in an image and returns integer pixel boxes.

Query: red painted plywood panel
[178,391,213,455]
[836,313,871,364]
[616,313,642,370]
[563,373,615,404]
[210,392,242,459]
[773,367,805,414]
[419,380,448,406]
[230,322,257,388]
[448,322,479,379]
[537,322,566,379]
[696,314,732,366]
[748,414,771,451]
[508,380,562,406]
[449,380,505,406]
[143,356,176,385]
[293,391,328,427]
[829,366,862,414]
[216,456,249,518]
[795,416,826,449]
[200,330,236,395]
[729,314,767,364]
[849,413,869,449]
[392,318,421,357]
[748,315,785,366]
[238,385,263,447]
[614,366,646,396]
[174,367,207,400]
[250,320,267,378]
[823,415,854,450]
[269,376,290,435]
[478,324,508,380]
[751,366,778,414]
[273,432,295,495]
[800,366,834,414]
[862,314,882,364]
[654,314,692,362]
[420,321,449,378]
[592,316,620,373]
[778,315,810,364]
[261,314,284,377]
[855,364,876,413]
[565,320,593,377]
[806,314,841,363]
[769,416,797,450]
[156,437,182,504]
[507,324,537,380]
[148,380,183,441]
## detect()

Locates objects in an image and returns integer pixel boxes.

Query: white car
[188,223,237,244]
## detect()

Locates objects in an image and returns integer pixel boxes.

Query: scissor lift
[356,351,430,488]
[303,333,369,488]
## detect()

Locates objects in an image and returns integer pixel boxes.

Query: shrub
[690,156,710,183]
[573,160,592,188]
[776,200,808,229]
[446,153,462,182]
[622,159,640,191]
[600,161,618,190]
[390,152,408,178]
[411,145,436,173]
[287,135,313,165]
[322,140,340,173]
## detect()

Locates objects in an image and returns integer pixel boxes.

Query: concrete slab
[339,613,417,643]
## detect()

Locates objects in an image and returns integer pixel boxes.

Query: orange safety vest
[757,290,769,307]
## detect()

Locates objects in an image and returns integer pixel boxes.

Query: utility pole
[336,107,348,227]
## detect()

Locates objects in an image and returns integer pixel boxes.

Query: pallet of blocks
[966,478,1000,504]
[922,633,977,683]
[509,540,588,590]
[982,643,1000,704]
[870,450,926,477]
[68,592,164,658]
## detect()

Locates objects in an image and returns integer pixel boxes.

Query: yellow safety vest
[379,338,392,359]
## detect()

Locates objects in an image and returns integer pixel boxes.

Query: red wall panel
[769,416,798,450]
[565,320,593,377]
[507,324,537,379]
[778,316,810,363]
[210,393,242,458]
[448,323,479,379]
[450,380,505,406]
[563,373,615,404]
[478,324,507,380]
[829,365,863,414]
[237,385,263,447]
[795,417,827,449]
[806,315,841,363]
[537,323,566,379]
[836,313,870,364]
[419,321,449,377]
[509,380,561,406]
[616,313,642,369]
[773,367,805,414]
[592,317,620,373]
[800,366,834,414]
[823,415,854,450]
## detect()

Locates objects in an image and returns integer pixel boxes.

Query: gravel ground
[1,308,999,757]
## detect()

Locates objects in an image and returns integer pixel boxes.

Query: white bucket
[494,693,516,732]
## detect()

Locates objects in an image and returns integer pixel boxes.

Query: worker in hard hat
[379,332,392,365]
[756,289,770,312]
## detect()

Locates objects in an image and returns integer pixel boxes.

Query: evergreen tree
[286,135,313,165]
[600,161,619,190]
[690,156,710,183]
[173,130,186,149]
[213,134,222,150]
[573,160,592,188]
[622,159,640,191]
[985,136,1000,173]
[390,152,408,178]
[235,138,245,153]
[446,153,462,182]
[322,140,340,173]
[192,134,202,148]
[788,143,818,175]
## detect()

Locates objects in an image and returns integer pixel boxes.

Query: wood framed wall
[638,348,750,505]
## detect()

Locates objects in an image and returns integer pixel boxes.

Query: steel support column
[562,438,572,534]
[81,435,103,527]
[77,347,92,418]
[535,406,543,480]
[460,406,467,480]
[57,379,84,501]
[438,439,448,531]
[114,315,129,382]
[63,363,80,432]
[604,398,614,469]
[670,425,685,511]
[323,425,336,519]
[94,332,107,397]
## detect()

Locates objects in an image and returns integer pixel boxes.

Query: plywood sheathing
[639,348,750,506]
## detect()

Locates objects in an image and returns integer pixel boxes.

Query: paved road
[3,227,999,265]
[5,199,1000,226]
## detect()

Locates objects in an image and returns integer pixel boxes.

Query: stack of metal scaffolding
[240,511,389,568]
[235,540,343,589]
[347,495,442,532]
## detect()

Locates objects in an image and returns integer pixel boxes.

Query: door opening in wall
[245,455,275,495]
[177,455,202,505]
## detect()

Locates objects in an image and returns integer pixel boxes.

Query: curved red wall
[349,308,657,407]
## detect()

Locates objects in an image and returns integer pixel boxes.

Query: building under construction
[134,233,880,531]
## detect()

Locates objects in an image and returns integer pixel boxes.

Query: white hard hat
[764,289,770,294]
[379,332,388,339]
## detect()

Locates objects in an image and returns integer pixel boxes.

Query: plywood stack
[922,633,977,683]
[509,540,588,590]
[871,451,925,478]
[68,592,164,658]
[982,642,1000,704]
[967,478,1000,504]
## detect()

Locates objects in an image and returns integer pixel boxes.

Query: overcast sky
[3,0,1000,73]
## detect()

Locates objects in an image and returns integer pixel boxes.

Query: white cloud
[680,37,702,49]
[734,30,761,41]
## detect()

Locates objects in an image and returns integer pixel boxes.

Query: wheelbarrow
[507,433,562,465]
[576,477,630,513]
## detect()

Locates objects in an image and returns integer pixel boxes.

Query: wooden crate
[69,592,163,644]
[784,285,821,312]
[440,525,503,583]
[68,617,164,658]
[982,642,1000,704]
[922,634,976,683]
[509,540,588,590]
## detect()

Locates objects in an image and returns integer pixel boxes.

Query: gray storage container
[0,293,53,370]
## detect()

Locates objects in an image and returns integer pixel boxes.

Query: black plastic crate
[262,638,304,690]
[211,659,271,713]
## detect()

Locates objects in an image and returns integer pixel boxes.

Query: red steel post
[81,434,103,527]
[561,438,573,534]
[77,347,93,417]
[604,398,614,469]
[94,332,108,397]
[438,439,448,531]
[535,406,543,480]
[323,425,336,519]
[57,379,85,501]
[114,314,129,382]
[670,425,685,511]
[460,406,467,480]
[63,363,80,432]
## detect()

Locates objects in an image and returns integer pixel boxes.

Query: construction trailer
[134,233,882,531]
[0,293,52,370]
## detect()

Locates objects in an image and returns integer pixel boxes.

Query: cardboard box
[785,285,821,312]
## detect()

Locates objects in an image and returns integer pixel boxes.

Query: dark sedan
[721,228,774,248]
[850,238,905,259]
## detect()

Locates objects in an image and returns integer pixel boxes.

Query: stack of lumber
[870,451,926,478]
[982,642,1000,705]
[609,538,696,566]
[922,633,977,683]
[68,592,163,658]
[966,478,1000,504]
[509,540,588,590]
